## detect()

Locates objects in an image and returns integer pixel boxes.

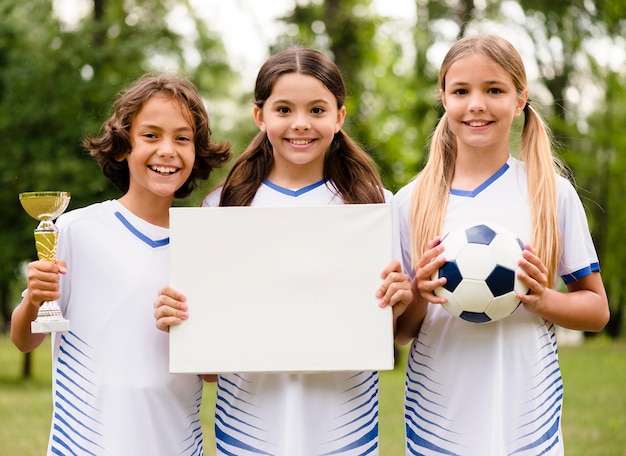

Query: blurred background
[1,0,625,370]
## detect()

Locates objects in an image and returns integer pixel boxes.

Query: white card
[169,204,394,373]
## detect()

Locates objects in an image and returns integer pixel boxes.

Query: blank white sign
[169,204,394,374]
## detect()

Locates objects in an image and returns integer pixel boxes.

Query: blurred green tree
[272,0,438,191]
[0,0,236,331]
[270,0,625,335]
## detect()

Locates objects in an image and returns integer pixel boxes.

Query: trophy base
[31,318,70,334]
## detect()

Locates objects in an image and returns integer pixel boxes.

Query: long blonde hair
[409,34,568,288]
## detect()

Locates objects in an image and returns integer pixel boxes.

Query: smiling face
[441,53,527,158]
[123,95,196,206]
[254,72,346,187]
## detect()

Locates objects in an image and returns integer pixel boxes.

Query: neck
[118,193,173,228]
[452,151,509,191]
[267,166,324,191]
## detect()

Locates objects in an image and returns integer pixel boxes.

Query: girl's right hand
[414,237,448,305]
[154,286,189,332]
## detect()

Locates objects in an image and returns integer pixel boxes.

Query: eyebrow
[270,98,332,105]
[448,79,507,87]
[137,124,193,132]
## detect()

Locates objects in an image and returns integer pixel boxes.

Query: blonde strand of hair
[521,106,563,288]
[410,114,454,269]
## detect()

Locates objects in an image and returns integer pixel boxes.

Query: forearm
[532,287,609,332]
[394,280,428,346]
[10,293,46,353]
[527,273,609,332]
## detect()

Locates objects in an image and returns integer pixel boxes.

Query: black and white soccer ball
[432,222,529,323]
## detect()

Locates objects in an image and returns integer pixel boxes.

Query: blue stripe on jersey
[51,332,103,454]
[216,371,379,455]
[262,179,326,196]
[510,417,561,455]
[404,322,563,456]
[114,211,169,247]
[320,424,379,455]
[561,262,600,284]
[449,162,509,197]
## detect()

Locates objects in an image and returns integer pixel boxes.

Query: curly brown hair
[84,73,231,198]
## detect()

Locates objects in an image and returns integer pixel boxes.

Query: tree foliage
[1,0,624,337]
[270,0,625,335]
[273,0,437,191]
[0,0,235,328]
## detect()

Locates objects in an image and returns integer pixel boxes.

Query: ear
[335,106,346,133]
[440,89,447,110]
[115,153,128,162]
[253,105,265,131]
[515,89,529,118]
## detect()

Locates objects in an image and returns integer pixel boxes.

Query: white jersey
[49,200,204,456]
[203,180,390,456]
[393,156,599,456]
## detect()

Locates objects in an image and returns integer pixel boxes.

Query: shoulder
[202,187,223,207]
[555,173,577,195]
[555,173,588,218]
[393,177,417,207]
[56,200,114,228]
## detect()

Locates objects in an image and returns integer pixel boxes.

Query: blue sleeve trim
[561,262,600,284]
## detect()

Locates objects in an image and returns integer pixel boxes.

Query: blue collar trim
[450,162,510,197]
[114,211,169,248]
[263,179,326,197]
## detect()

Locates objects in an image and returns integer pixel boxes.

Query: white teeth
[468,121,488,127]
[150,165,177,174]
[290,139,311,145]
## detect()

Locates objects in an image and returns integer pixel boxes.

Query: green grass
[1,335,624,455]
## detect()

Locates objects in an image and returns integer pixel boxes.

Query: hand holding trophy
[19,191,71,333]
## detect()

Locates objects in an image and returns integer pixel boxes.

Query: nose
[468,93,486,112]
[157,138,176,158]
[291,113,311,131]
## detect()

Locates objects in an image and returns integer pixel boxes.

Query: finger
[417,242,444,269]
[28,290,61,306]
[155,287,187,310]
[380,259,402,278]
[521,245,548,272]
[158,286,187,301]
[154,303,188,332]
[27,273,61,301]
[414,255,446,290]
[155,315,186,333]
[56,260,67,274]
[377,270,411,306]
[426,236,443,250]
[154,294,188,314]
[27,267,60,284]
[378,281,406,307]
[417,276,447,304]
[387,287,413,309]
[28,260,59,272]
[517,256,547,290]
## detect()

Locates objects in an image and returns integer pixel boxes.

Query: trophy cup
[19,191,71,333]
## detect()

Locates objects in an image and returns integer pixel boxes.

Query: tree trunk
[0,280,10,332]
[22,351,32,379]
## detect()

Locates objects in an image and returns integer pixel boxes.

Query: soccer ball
[432,222,529,323]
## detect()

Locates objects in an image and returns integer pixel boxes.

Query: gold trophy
[19,191,71,333]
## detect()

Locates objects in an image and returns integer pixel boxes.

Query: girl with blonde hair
[394,34,609,455]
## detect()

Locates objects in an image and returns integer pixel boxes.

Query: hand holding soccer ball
[432,223,529,323]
